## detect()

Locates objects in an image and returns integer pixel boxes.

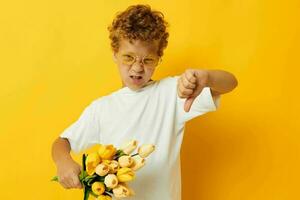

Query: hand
[56,157,83,189]
[177,69,209,112]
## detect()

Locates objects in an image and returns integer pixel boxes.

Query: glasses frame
[117,52,162,68]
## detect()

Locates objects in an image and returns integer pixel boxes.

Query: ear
[112,53,117,63]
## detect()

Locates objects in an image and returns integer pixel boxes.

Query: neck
[122,79,153,88]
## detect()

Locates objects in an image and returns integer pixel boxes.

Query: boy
[51,4,238,200]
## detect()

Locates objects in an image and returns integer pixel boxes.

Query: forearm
[51,137,73,166]
[206,69,238,94]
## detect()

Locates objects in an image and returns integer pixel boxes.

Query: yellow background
[0,0,299,199]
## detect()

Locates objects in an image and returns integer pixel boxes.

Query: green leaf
[113,149,128,159]
[51,176,59,182]
[79,171,88,181]
[83,174,97,183]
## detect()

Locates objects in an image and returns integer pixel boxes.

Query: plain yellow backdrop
[0,0,299,199]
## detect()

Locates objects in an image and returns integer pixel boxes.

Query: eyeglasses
[118,52,162,68]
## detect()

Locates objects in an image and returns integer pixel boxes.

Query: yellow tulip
[130,156,146,171]
[98,144,117,160]
[104,174,118,188]
[86,152,101,175]
[102,160,111,165]
[117,167,135,182]
[112,183,133,198]
[96,195,112,200]
[91,182,105,195]
[120,140,138,154]
[102,160,119,173]
[118,155,134,168]
[138,144,155,158]
[109,160,120,173]
[95,163,109,176]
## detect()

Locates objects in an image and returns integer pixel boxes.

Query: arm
[51,137,72,166]
[207,69,238,96]
[51,137,83,189]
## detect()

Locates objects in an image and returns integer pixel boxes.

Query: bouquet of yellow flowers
[51,140,155,200]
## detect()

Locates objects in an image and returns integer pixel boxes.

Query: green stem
[83,186,89,200]
[131,153,139,157]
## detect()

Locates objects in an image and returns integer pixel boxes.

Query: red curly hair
[108,4,169,57]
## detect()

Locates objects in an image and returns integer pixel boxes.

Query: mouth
[129,75,143,85]
[130,75,143,80]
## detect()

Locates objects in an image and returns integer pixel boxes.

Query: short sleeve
[59,101,101,154]
[173,75,221,124]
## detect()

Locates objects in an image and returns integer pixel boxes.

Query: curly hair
[107,4,169,57]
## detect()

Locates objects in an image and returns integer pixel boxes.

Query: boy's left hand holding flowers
[51,140,155,200]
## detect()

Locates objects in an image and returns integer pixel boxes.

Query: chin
[129,84,143,91]
[125,77,147,89]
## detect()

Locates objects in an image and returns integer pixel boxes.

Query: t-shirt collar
[119,80,155,94]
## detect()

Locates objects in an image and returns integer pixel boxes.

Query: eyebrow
[120,52,156,57]
[120,52,135,55]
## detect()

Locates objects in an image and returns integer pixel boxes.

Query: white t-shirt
[60,75,220,200]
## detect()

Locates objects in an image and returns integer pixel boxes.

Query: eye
[122,54,134,61]
[143,58,155,64]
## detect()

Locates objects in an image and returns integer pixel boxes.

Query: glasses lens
[119,53,160,67]
[121,54,135,65]
[143,56,159,67]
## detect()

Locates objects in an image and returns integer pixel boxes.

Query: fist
[177,69,209,112]
[56,158,83,189]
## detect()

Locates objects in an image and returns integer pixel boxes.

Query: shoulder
[157,75,180,87]
[87,95,109,111]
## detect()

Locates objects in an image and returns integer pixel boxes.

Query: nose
[131,59,144,73]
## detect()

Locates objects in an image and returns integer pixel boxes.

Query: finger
[72,175,83,189]
[65,181,73,189]
[177,78,185,98]
[182,74,196,89]
[177,78,183,98]
[179,90,193,98]
[62,182,71,189]
[65,175,77,189]
[178,79,193,98]
[180,78,194,95]
[185,70,197,84]
[184,97,195,112]
[59,177,71,189]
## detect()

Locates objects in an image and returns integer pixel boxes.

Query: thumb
[184,96,196,112]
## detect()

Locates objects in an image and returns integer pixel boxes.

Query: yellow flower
[112,183,134,198]
[109,160,120,173]
[95,163,109,176]
[102,160,111,165]
[118,155,134,168]
[117,167,135,182]
[98,144,117,160]
[138,144,155,158]
[102,160,119,174]
[96,195,112,200]
[91,182,105,195]
[104,174,118,188]
[130,156,146,171]
[86,152,101,175]
[120,140,138,154]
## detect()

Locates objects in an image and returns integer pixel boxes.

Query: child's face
[113,39,160,91]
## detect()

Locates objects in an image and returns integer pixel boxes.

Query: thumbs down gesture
[177,69,209,112]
